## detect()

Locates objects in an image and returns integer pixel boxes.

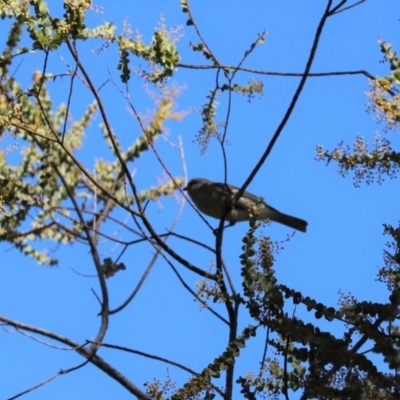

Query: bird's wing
[212,182,236,197]
[240,189,263,204]
[212,182,272,211]
[226,185,266,211]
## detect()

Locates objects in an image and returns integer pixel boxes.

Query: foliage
[316,38,400,188]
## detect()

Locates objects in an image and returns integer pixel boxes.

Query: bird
[184,178,307,232]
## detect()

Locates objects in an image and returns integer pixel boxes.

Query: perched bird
[184,178,307,232]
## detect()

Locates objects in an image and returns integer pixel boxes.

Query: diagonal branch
[1,315,151,399]
[235,0,335,201]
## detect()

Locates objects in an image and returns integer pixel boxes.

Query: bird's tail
[268,210,308,232]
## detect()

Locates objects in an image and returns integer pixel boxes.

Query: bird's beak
[183,186,187,191]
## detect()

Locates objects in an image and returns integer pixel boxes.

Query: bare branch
[0,316,150,399]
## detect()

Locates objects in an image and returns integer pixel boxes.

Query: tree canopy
[1,1,400,399]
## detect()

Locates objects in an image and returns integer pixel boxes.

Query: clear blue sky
[1,1,399,399]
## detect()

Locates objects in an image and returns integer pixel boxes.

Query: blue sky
[1,1,400,399]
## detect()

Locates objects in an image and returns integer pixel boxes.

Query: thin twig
[185,0,221,66]
[61,42,79,143]
[96,342,198,375]
[177,63,377,80]
[89,341,226,398]
[8,360,89,400]
[283,336,290,400]
[160,251,229,325]
[109,250,159,314]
